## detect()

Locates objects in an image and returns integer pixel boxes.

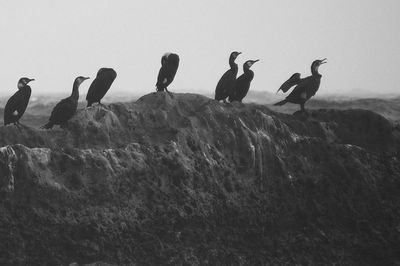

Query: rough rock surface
[0,92,399,265]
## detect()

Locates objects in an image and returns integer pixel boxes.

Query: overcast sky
[0,0,399,98]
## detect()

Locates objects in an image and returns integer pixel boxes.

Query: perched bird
[41,76,89,129]
[86,68,117,107]
[274,59,327,112]
[4,77,34,127]
[276,73,301,93]
[156,53,180,92]
[215,51,241,103]
[229,59,259,103]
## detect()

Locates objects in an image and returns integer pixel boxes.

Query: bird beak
[253,59,260,63]
[320,58,327,64]
[29,78,35,82]
[238,52,242,55]
[84,77,90,80]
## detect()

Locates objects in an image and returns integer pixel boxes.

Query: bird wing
[4,92,22,123]
[215,69,236,99]
[285,76,314,103]
[277,73,302,93]
[230,72,252,102]
[87,69,117,103]
[86,77,100,101]
[49,97,75,123]
[4,89,30,124]
[165,56,179,82]
[156,66,168,88]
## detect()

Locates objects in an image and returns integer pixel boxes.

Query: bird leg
[14,122,22,133]
[165,87,174,98]
[300,103,306,113]
[98,101,109,109]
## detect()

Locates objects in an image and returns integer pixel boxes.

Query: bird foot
[293,110,309,119]
[165,89,174,98]
[60,122,68,129]
[98,103,110,109]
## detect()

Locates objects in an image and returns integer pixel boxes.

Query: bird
[215,51,241,103]
[4,77,34,127]
[229,59,259,103]
[41,76,89,129]
[156,53,180,93]
[86,68,117,107]
[274,59,327,112]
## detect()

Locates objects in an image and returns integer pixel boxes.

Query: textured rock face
[0,92,399,265]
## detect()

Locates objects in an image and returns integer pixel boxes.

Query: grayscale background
[0,0,399,97]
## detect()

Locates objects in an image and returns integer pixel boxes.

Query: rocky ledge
[0,92,399,265]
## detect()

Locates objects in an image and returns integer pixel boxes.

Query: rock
[0,146,17,193]
[0,92,399,265]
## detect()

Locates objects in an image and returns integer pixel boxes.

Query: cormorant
[86,68,117,107]
[274,59,327,112]
[41,76,89,129]
[215,51,241,103]
[4,77,34,127]
[229,59,259,103]
[156,53,180,92]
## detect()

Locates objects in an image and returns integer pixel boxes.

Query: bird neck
[20,85,31,93]
[229,57,238,69]
[311,64,321,76]
[71,81,81,101]
[243,67,253,74]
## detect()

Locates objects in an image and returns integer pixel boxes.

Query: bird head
[161,52,172,65]
[244,59,259,69]
[97,68,108,76]
[311,58,327,73]
[75,76,90,86]
[315,58,327,65]
[17,77,35,89]
[230,51,241,60]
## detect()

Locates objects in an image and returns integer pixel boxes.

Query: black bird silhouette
[156,53,180,92]
[215,51,241,103]
[4,77,34,127]
[86,68,117,107]
[274,59,327,112]
[229,59,259,103]
[42,76,89,129]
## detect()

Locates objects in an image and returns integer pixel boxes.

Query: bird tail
[41,121,54,129]
[274,99,288,106]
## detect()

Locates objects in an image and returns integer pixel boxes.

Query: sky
[0,0,399,98]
